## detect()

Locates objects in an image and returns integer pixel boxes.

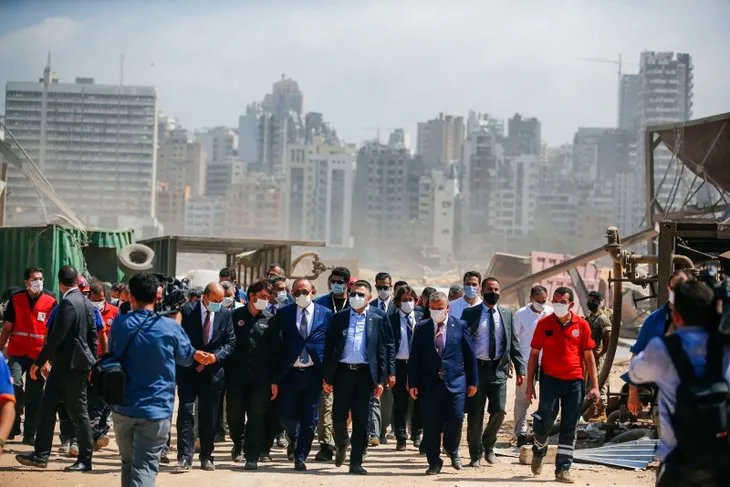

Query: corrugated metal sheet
[0,225,135,295]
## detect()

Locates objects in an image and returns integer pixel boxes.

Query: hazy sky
[1,0,728,146]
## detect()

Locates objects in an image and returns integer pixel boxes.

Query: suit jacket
[226,306,275,383]
[177,301,235,388]
[35,288,97,369]
[269,302,333,384]
[408,315,478,395]
[387,309,423,374]
[314,293,349,313]
[324,308,387,387]
[369,299,396,316]
[461,304,524,376]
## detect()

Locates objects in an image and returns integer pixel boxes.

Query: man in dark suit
[324,280,387,475]
[389,285,423,451]
[270,279,333,471]
[462,277,524,466]
[16,265,97,472]
[408,291,478,475]
[174,282,235,473]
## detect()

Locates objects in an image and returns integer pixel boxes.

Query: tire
[118,244,155,273]
[607,428,652,444]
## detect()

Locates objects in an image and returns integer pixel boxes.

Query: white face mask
[553,303,570,317]
[222,297,234,308]
[532,302,544,313]
[29,280,44,293]
[349,295,367,310]
[430,309,448,324]
[378,289,390,301]
[295,293,312,309]
[90,300,105,311]
[254,297,269,311]
[668,290,675,304]
[276,291,288,304]
[400,300,415,314]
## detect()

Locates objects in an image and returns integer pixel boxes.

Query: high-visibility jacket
[98,302,119,356]
[7,291,56,360]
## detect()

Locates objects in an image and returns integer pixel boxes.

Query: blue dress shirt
[340,308,368,364]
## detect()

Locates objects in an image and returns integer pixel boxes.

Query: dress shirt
[293,301,315,368]
[62,287,79,299]
[341,308,368,364]
[629,327,730,461]
[514,304,553,362]
[474,304,504,360]
[449,296,482,320]
[200,305,215,343]
[396,310,413,360]
[433,318,448,352]
[376,297,392,311]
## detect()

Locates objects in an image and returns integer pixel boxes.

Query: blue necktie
[299,309,310,364]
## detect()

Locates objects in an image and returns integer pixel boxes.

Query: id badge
[37,312,47,322]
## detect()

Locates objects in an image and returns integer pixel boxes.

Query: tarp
[651,112,730,194]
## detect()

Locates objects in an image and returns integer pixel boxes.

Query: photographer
[109,273,207,487]
[628,280,730,486]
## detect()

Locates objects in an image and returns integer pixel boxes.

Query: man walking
[16,265,97,472]
[409,292,478,475]
[325,280,388,475]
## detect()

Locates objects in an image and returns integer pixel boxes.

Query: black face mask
[587,302,600,313]
[483,292,499,306]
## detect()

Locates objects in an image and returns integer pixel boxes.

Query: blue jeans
[532,375,584,472]
[113,412,170,487]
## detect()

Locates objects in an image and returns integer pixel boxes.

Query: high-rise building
[263,74,304,117]
[416,113,464,167]
[619,74,640,133]
[4,61,158,233]
[194,126,238,196]
[415,166,458,259]
[352,139,411,249]
[638,51,693,215]
[507,113,541,155]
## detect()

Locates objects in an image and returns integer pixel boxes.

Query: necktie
[299,308,310,364]
[405,314,414,348]
[488,307,496,360]
[269,304,276,315]
[380,301,386,311]
[202,311,211,346]
[435,322,445,357]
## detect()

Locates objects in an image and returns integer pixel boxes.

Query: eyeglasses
[375,286,391,291]
[349,291,366,298]
[292,290,311,297]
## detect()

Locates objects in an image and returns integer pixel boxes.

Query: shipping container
[0,224,135,295]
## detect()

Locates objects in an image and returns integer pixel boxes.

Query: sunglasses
[292,290,311,297]
[349,291,366,298]
[375,286,391,291]
[330,279,346,285]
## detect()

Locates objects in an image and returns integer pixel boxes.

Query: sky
[0,0,729,146]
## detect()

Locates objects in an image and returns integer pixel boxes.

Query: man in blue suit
[324,280,388,475]
[270,278,333,471]
[409,291,478,475]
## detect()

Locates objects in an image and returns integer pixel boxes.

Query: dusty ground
[0,358,655,487]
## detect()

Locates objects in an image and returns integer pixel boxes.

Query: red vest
[8,292,56,360]
[98,303,119,356]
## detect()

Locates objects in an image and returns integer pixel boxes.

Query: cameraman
[628,280,730,486]
[110,273,208,487]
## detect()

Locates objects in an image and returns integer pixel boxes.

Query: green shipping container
[0,224,135,295]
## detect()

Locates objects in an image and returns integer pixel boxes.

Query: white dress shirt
[514,304,553,362]
[474,304,504,360]
[396,310,414,360]
[449,296,482,320]
[293,301,315,368]
[200,305,215,343]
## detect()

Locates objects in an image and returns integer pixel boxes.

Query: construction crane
[578,54,639,125]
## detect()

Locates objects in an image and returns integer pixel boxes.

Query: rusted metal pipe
[626,254,659,265]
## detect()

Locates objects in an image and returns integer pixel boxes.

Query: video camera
[153,273,189,315]
[698,264,730,343]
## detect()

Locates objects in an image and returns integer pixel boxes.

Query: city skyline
[1,0,729,147]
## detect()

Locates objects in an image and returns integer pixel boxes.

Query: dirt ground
[0,358,655,487]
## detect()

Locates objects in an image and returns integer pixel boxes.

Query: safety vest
[8,291,56,360]
[98,303,119,356]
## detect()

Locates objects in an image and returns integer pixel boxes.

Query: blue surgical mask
[331,282,346,295]
[206,301,222,313]
[464,285,478,299]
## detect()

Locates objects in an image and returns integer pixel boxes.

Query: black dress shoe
[201,458,215,471]
[159,453,170,464]
[276,434,288,449]
[425,461,442,475]
[314,445,333,461]
[15,453,48,469]
[64,460,92,472]
[171,460,191,474]
[396,440,407,451]
[468,457,481,468]
[450,454,463,470]
[516,435,529,447]
[349,465,368,475]
[379,436,388,445]
[244,460,258,471]
[335,448,347,467]
[294,460,307,471]
[484,451,496,464]
[231,444,243,463]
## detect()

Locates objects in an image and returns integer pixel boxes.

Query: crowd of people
[0,262,728,487]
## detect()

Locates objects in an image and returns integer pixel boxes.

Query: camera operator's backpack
[663,334,730,468]
[91,314,157,405]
